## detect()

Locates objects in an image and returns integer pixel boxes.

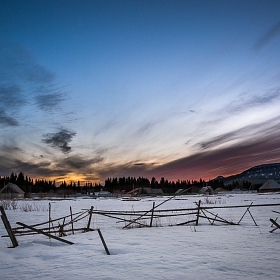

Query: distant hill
[216,163,280,185]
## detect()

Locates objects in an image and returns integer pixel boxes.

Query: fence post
[87,206,94,230]
[70,206,74,234]
[150,202,155,227]
[49,202,51,237]
[97,229,110,255]
[195,200,201,226]
[0,206,18,248]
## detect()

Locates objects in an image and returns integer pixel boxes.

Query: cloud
[59,155,103,170]
[0,85,24,109]
[0,43,54,85]
[97,160,156,181]
[254,20,280,50]
[151,118,280,181]
[11,159,67,179]
[198,115,280,150]
[35,91,66,111]
[0,142,104,181]
[227,88,280,113]
[0,145,54,177]
[199,130,239,150]
[24,63,55,84]
[42,129,76,153]
[135,121,156,136]
[0,109,19,126]
[0,85,24,126]
[0,43,66,114]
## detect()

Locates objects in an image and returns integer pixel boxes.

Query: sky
[1,0,280,185]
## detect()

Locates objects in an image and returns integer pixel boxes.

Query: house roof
[259,179,280,190]
[0,183,25,194]
[200,186,214,194]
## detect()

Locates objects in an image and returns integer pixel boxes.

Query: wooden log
[270,218,280,230]
[4,227,89,237]
[16,222,74,245]
[211,214,218,225]
[176,219,197,226]
[99,212,147,227]
[12,210,86,231]
[198,215,237,225]
[87,202,280,216]
[97,229,110,255]
[199,208,213,225]
[114,211,196,222]
[201,208,235,225]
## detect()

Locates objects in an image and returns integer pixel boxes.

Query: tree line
[1,171,256,195]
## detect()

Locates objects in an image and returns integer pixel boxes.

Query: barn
[0,183,25,199]
[259,179,280,193]
[199,186,214,195]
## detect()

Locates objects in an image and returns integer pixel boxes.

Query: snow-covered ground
[1,193,280,280]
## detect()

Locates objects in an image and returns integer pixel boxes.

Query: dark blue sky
[1,0,280,184]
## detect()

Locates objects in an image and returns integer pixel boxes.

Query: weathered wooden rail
[88,201,280,229]
[0,205,110,254]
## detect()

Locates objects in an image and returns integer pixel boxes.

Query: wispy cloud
[0,85,24,126]
[35,91,66,111]
[254,20,280,50]
[151,117,280,181]
[198,115,280,150]
[227,88,280,113]
[0,109,19,126]
[0,85,23,109]
[59,155,103,170]
[0,43,67,116]
[199,130,239,150]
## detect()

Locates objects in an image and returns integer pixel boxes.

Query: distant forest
[0,171,255,196]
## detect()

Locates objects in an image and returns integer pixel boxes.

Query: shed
[0,183,25,199]
[259,179,280,193]
[143,187,164,196]
[199,186,214,195]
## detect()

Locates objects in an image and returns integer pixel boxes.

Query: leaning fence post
[237,202,257,226]
[87,206,94,230]
[150,202,155,227]
[195,200,201,226]
[247,208,258,226]
[70,206,74,234]
[0,206,18,248]
[97,229,110,255]
[48,202,51,237]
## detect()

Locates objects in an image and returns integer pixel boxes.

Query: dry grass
[0,200,48,212]
[202,197,226,205]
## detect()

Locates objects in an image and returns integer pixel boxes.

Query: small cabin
[0,183,25,199]
[259,179,280,193]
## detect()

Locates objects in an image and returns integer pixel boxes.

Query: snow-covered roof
[200,186,214,194]
[259,179,280,190]
[0,183,25,194]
